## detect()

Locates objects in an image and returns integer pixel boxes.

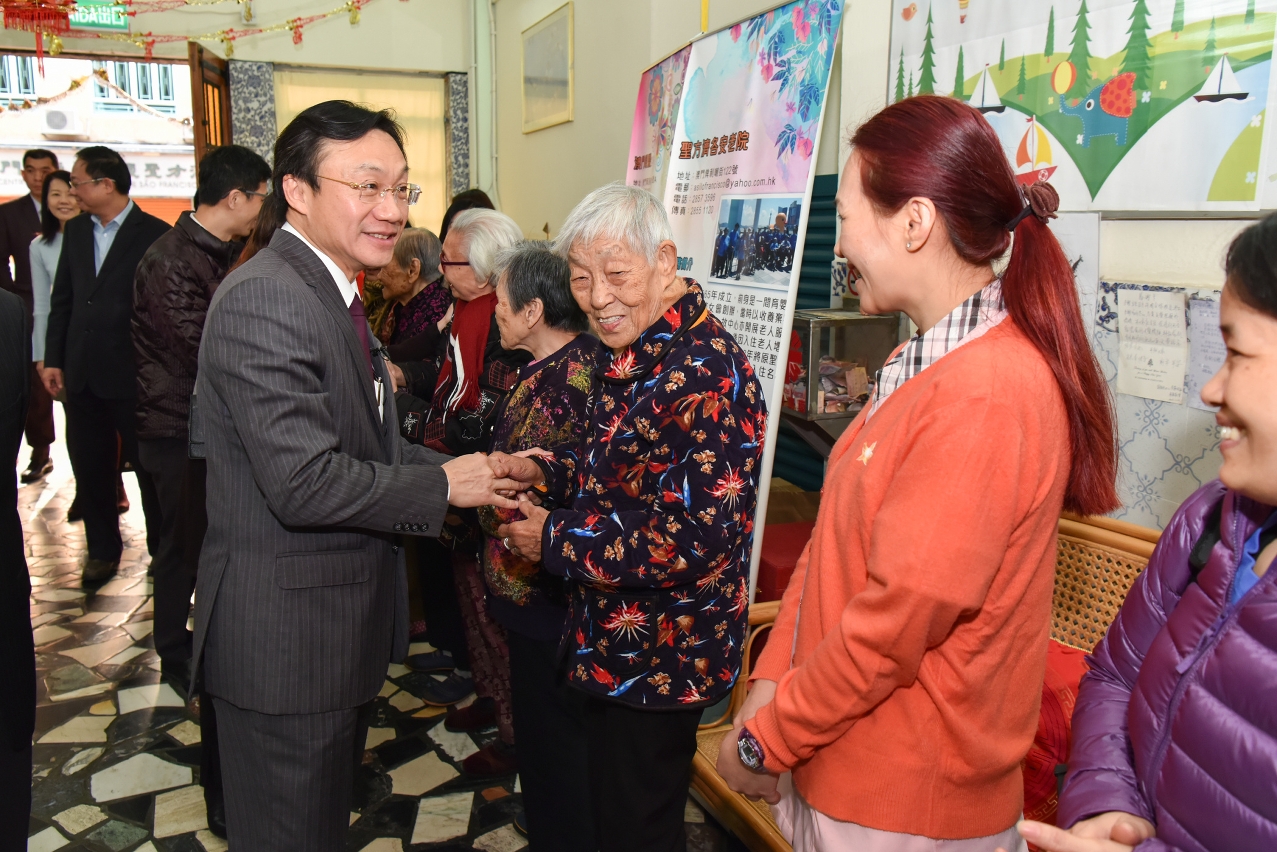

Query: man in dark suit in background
[0,287,34,846]
[194,101,531,849]
[1,148,58,484]
[42,146,170,583]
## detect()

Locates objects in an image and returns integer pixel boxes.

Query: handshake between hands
[439,450,552,562]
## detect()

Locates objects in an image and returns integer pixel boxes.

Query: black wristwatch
[737,727,768,774]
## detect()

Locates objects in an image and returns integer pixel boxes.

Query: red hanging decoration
[2,1,74,74]
[290,18,303,44]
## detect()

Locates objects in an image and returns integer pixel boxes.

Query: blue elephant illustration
[1060,72,1136,148]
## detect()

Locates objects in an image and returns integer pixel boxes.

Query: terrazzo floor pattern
[21,428,744,852]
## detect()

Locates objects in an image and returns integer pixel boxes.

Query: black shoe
[512,804,528,837]
[206,797,227,839]
[20,456,52,484]
[66,498,83,522]
[82,558,119,583]
[405,650,456,673]
[420,670,475,707]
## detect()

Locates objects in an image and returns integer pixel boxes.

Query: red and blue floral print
[540,282,768,708]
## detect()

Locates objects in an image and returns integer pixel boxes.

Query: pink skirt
[771,774,1028,852]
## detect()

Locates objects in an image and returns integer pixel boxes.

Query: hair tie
[1006,180,1060,231]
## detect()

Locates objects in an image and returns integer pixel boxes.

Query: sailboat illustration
[1195,55,1248,102]
[1015,117,1057,187]
[968,65,1004,114]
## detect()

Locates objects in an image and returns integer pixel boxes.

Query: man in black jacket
[0,149,58,483]
[0,288,33,846]
[134,144,268,684]
[42,146,170,583]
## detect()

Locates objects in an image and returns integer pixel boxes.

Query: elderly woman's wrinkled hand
[496,493,548,562]
[487,452,545,498]
[716,720,781,804]
[997,813,1156,852]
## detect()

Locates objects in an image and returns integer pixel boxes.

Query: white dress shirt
[281,221,382,419]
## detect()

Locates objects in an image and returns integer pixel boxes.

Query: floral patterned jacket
[540,282,767,708]
[477,334,597,641]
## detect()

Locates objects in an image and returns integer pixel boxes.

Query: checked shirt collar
[868,279,1007,419]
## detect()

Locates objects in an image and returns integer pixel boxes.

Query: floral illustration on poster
[889,1,1277,211]
[626,46,691,201]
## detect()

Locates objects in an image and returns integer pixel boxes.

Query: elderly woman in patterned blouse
[378,227,452,356]
[499,183,768,852]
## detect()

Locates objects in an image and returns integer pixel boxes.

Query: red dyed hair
[851,95,1118,515]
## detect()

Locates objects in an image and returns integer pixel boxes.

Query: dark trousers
[214,697,370,852]
[138,437,206,666]
[584,697,702,852]
[508,630,593,851]
[416,537,470,668]
[199,689,224,818]
[0,742,31,849]
[64,389,160,562]
[25,362,53,453]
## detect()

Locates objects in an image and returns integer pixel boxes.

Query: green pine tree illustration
[908,70,915,98]
[1067,0,1093,100]
[1121,0,1153,91]
[1171,0,1185,37]
[1045,7,1056,58]
[1246,0,1256,27]
[895,48,906,102]
[999,38,1006,71]
[1017,55,1027,98]
[918,5,937,95]
[1205,16,1218,67]
[953,46,965,99]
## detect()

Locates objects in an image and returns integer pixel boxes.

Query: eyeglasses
[439,253,470,268]
[69,177,106,189]
[241,189,270,199]
[317,175,421,205]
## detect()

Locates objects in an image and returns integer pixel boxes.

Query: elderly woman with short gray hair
[498,183,769,852]
[378,227,451,357]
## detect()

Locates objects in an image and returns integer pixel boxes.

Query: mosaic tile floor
[21,426,745,851]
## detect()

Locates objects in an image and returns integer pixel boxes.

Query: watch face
[738,732,763,771]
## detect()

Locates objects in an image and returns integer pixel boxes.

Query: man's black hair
[76,145,131,195]
[1226,211,1277,320]
[500,241,589,333]
[196,144,272,207]
[24,149,58,168]
[256,100,406,244]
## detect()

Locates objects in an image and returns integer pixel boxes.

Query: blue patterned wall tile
[1095,282,1223,529]
[445,72,469,198]
[229,60,277,166]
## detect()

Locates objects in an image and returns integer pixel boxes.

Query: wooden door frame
[188,42,231,165]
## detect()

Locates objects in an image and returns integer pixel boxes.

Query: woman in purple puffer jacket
[1011,215,1277,852]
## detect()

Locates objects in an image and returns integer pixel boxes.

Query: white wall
[0,0,472,72]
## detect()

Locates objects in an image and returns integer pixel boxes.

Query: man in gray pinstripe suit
[193,101,527,849]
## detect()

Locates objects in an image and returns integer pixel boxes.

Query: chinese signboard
[0,146,194,198]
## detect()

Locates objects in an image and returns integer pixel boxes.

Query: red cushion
[1023,640,1089,839]
[755,521,815,602]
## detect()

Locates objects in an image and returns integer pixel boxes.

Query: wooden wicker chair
[688,515,1160,852]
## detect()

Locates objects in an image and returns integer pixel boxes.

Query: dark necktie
[347,296,375,379]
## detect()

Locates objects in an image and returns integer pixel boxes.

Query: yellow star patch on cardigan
[857,442,877,465]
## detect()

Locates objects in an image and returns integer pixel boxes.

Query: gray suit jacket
[193,228,450,715]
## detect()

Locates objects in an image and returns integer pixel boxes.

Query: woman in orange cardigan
[716,96,1119,851]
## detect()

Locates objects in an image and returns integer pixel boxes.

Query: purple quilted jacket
[1059,480,1277,851]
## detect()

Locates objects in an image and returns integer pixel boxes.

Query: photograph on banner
[663,0,843,411]
[626,46,691,201]
[708,194,802,287]
[889,1,1277,212]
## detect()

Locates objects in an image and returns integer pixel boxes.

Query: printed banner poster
[889,0,1277,211]
[626,46,691,202]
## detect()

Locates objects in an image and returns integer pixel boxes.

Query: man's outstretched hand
[442,453,523,509]
[487,451,546,492]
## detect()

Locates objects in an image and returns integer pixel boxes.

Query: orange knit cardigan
[750,320,1071,839]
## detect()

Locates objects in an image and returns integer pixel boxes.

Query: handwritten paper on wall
[1117,289,1187,405]
[1187,298,1226,412]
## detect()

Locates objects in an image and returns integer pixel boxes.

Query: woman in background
[1015,215,1277,852]
[480,241,596,849]
[379,227,452,358]
[717,95,1118,851]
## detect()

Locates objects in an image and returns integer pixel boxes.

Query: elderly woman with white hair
[392,208,532,767]
[498,184,768,852]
